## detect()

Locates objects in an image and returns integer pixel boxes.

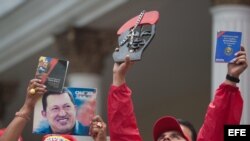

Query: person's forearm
[197,83,242,141]
[108,84,143,141]
[0,105,32,141]
[223,79,237,87]
[113,74,125,86]
[95,132,107,141]
[0,119,27,141]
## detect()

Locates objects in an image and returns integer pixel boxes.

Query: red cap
[42,134,77,141]
[153,116,189,141]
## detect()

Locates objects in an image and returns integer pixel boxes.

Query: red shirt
[108,83,243,141]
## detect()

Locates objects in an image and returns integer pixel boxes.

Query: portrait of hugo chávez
[33,88,89,135]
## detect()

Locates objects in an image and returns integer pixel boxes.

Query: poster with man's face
[33,87,97,136]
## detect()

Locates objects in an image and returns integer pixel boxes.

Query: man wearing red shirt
[108,47,247,141]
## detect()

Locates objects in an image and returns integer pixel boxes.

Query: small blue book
[215,31,242,63]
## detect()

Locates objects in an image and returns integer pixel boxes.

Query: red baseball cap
[153,116,189,141]
[42,134,77,141]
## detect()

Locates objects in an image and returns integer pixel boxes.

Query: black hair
[177,119,197,141]
[42,88,75,111]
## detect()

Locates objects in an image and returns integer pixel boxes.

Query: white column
[211,5,250,124]
[68,73,102,115]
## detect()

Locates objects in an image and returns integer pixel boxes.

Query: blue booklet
[215,31,242,63]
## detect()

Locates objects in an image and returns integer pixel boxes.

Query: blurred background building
[0,0,249,140]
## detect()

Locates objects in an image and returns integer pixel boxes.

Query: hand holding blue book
[215,31,242,63]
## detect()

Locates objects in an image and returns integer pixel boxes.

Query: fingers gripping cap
[153,116,189,141]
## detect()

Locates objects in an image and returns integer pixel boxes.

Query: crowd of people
[0,46,248,141]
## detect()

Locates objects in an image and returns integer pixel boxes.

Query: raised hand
[226,47,248,85]
[0,79,47,141]
[228,47,248,78]
[113,55,135,86]
[89,115,107,141]
[24,78,47,109]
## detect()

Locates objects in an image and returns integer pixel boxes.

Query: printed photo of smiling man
[32,87,97,136]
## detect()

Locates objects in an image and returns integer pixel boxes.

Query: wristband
[15,111,30,121]
[226,74,240,83]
